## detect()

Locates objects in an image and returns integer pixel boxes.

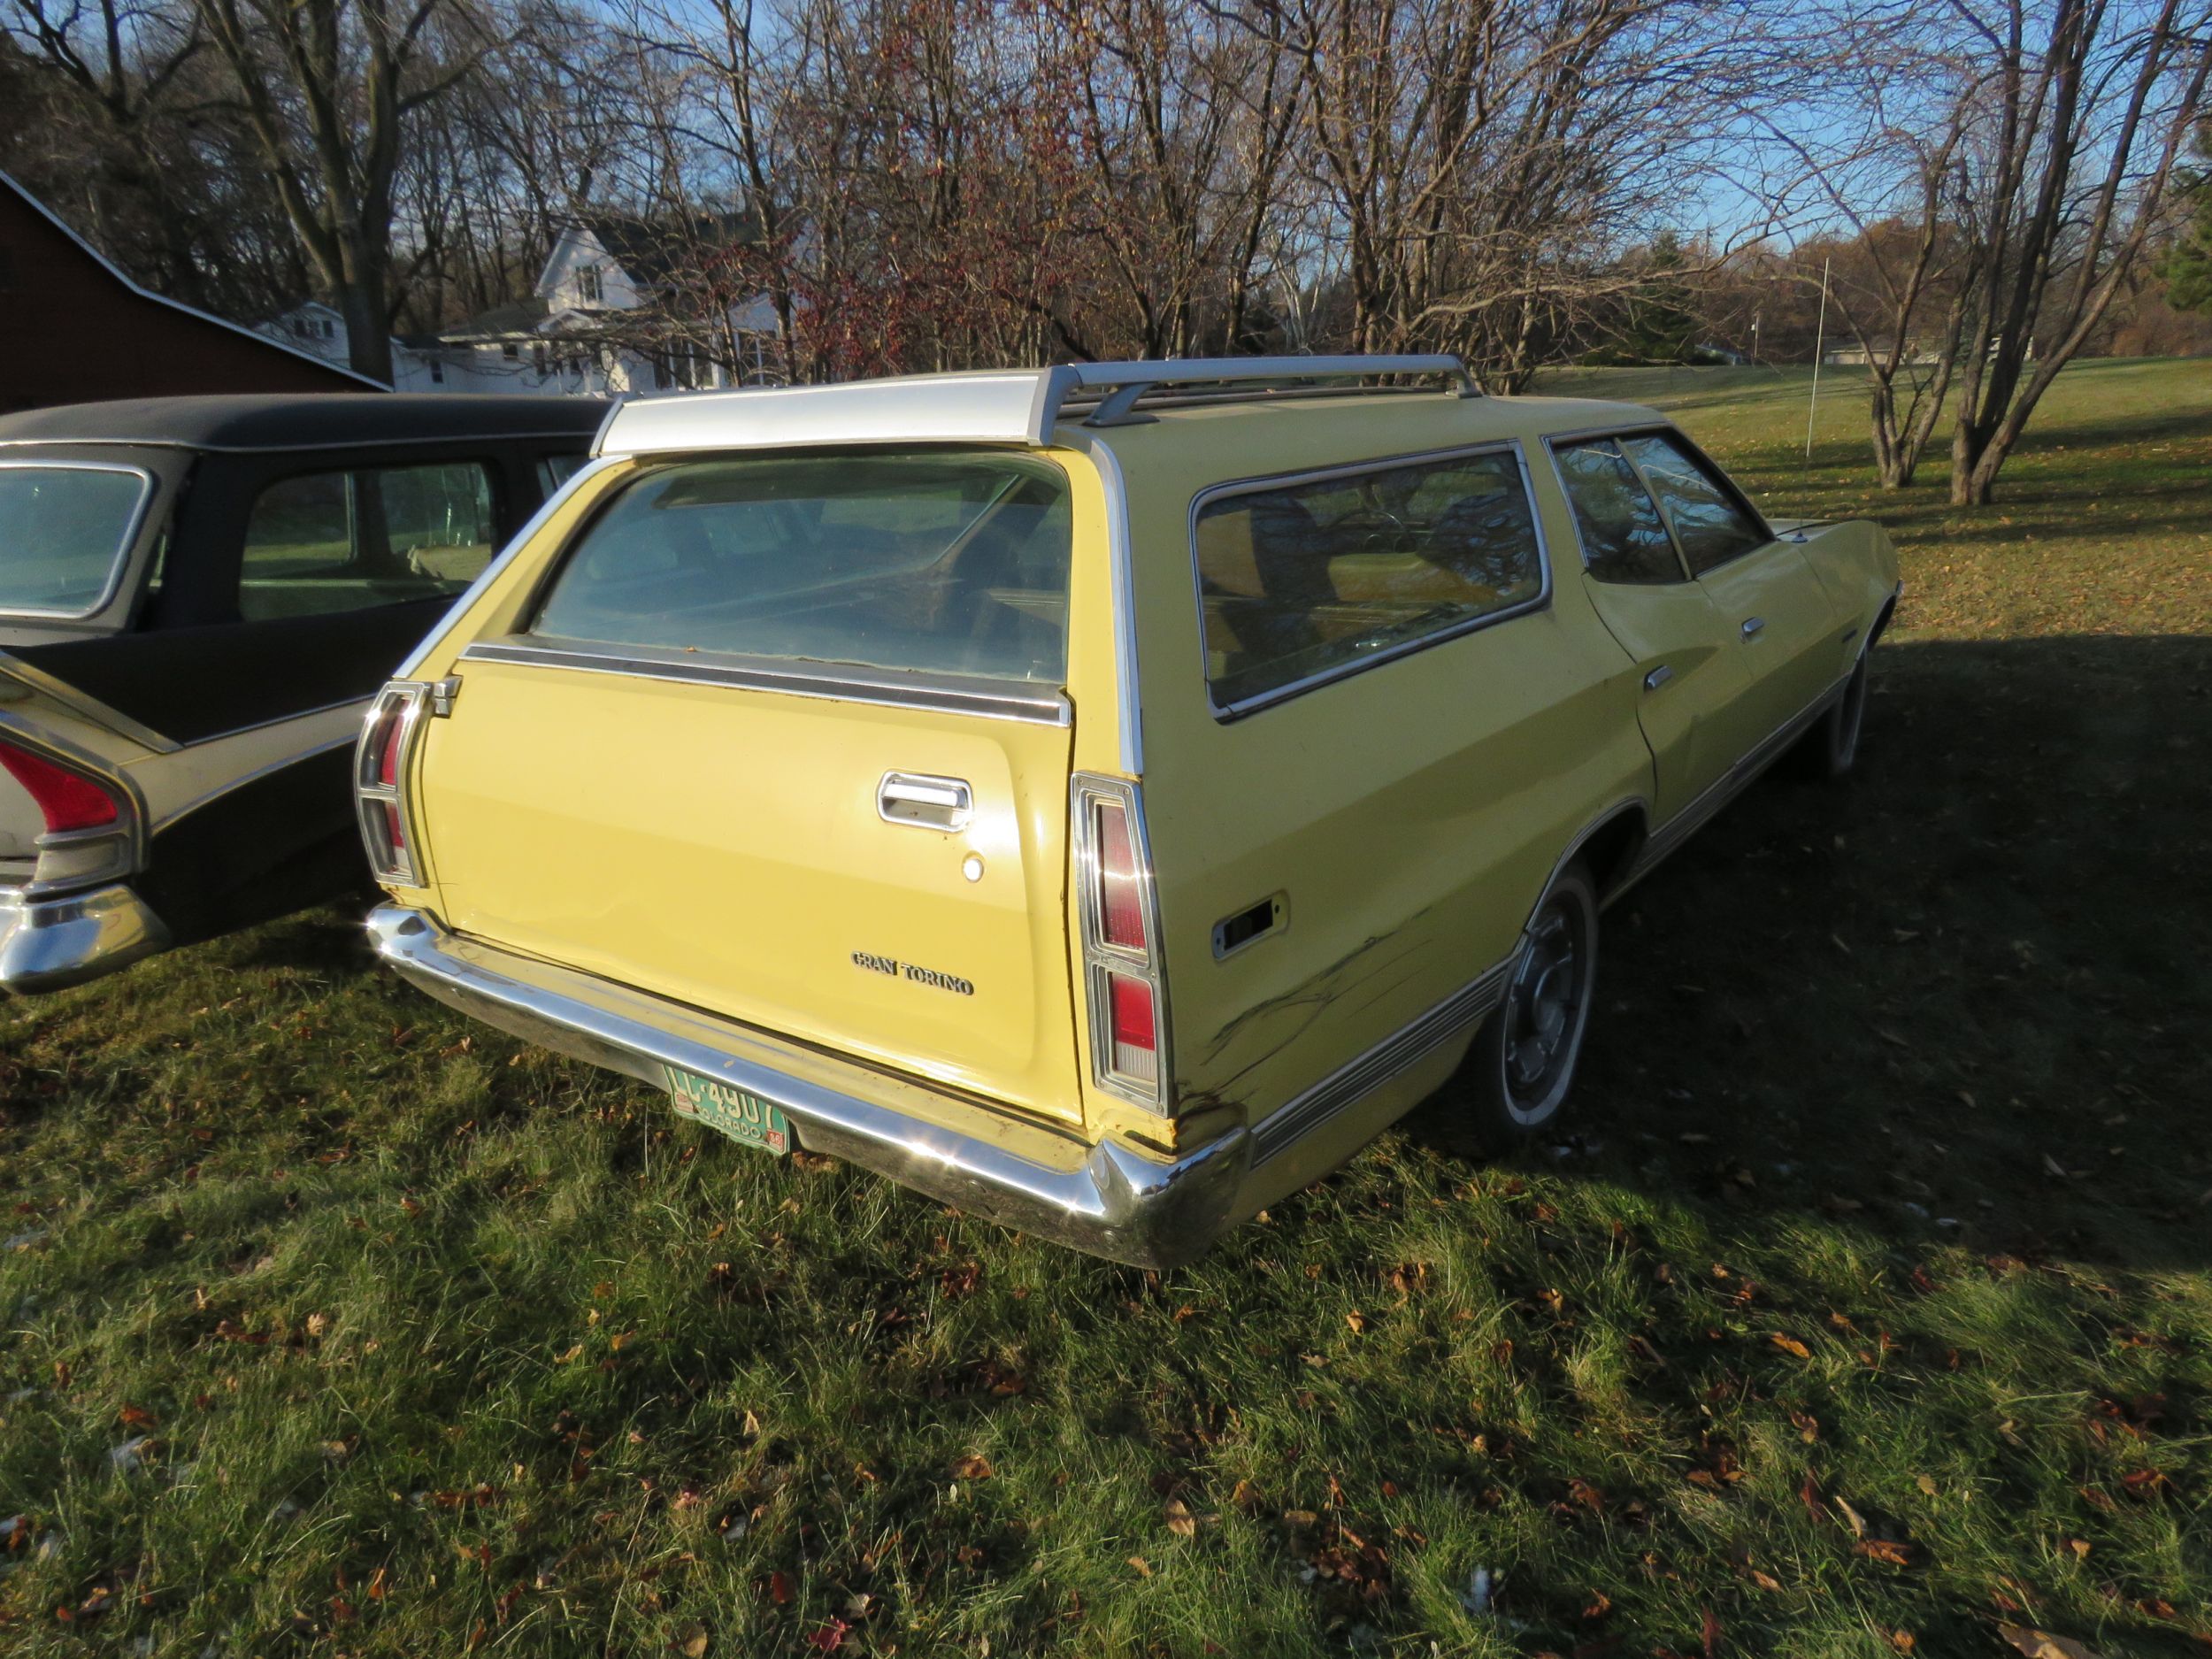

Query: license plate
[661,1064,790,1156]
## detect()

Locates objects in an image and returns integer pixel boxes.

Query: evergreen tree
[2156,124,2212,313]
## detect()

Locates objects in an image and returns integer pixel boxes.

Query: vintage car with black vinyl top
[0,393,606,990]
[357,357,1900,1266]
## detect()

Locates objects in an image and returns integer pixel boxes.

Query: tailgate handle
[878,772,973,831]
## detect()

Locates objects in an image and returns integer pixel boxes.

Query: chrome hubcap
[1504,905,1581,1098]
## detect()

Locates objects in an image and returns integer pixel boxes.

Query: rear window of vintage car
[0,464,149,616]
[528,452,1073,684]
[1194,448,1544,710]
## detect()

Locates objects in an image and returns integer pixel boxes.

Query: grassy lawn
[4,359,2208,1656]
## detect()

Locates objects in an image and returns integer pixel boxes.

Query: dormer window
[577,265,602,305]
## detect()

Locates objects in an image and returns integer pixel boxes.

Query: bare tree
[1763,48,1987,487]
[191,0,495,380]
[1945,0,2212,503]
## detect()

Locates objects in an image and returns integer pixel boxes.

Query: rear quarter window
[0,463,150,617]
[1193,447,1545,713]
[528,452,1072,685]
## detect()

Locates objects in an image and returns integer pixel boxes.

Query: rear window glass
[530,452,1072,684]
[0,464,149,616]
[1194,448,1544,711]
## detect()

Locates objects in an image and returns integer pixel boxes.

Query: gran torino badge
[852,950,975,996]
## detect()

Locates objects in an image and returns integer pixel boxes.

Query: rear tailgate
[401,447,1091,1124]
[416,661,1079,1120]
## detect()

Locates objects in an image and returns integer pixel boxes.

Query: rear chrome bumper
[365,905,1250,1268]
[0,882,170,992]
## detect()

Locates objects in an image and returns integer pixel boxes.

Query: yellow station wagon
[357,357,1900,1267]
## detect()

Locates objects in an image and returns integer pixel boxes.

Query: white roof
[592,356,1478,457]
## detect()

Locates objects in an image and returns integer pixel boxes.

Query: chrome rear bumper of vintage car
[0,882,171,992]
[366,905,1250,1268]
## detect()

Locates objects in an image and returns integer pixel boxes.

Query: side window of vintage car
[1553,440,1683,586]
[237,462,497,621]
[1617,434,1769,574]
[1193,449,1545,712]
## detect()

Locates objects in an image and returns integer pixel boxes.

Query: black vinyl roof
[0,393,611,450]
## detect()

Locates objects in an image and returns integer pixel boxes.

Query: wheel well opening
[1871,593,1899,645]
[1578,809,1647,903]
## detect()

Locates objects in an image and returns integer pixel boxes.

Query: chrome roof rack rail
[1036,354,1479,432]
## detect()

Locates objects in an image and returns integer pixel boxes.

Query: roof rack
[1038,355,1479,431]
[594,355,1479,457]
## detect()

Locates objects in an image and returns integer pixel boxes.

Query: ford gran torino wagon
[357,357,1900,1267]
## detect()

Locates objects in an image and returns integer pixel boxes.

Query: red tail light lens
[1076,776,1170,1112]
[356,683,428,885]
[1094,799,1147,950]
[1108,972,1157,1081]
[0,741,119,833]
[376,714,406,789]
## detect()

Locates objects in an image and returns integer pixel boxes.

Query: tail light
[0,736,135,889]
[0,741,120,833]
[1073,775,1171,1112]
[356,683,431,885]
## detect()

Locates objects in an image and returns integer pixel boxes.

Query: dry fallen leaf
[1915,1474,1938,1497]
[677,1624,709,1658]
[1770,1333,1811,1359]
[948,1454,994,1481]
[1125,1555,1152,1578]
[2000,1625,2106,1659]
[1164,1499,1196,1538]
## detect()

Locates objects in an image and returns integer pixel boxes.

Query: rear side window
[1194,448,1544,712]
[239,461,497,620]
[1618,434,1768,574]
[529,452,1073,685]
[1553,440,1683,585]
[0,464,150,616]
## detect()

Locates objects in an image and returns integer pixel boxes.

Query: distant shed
[0,173,382,411]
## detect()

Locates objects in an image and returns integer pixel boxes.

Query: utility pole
[1805,257,1831,464]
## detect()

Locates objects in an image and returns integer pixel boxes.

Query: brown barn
[0,173,381,411]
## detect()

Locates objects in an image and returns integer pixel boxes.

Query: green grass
[4,358,2209,1656]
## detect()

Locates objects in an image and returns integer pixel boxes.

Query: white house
[259,211,782,396]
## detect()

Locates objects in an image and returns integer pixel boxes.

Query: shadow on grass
[1412,631,2212,1275]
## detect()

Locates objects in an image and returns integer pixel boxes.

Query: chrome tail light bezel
[355,681,432,886]
[0,725,147,897]
[1071,772,1173,1115]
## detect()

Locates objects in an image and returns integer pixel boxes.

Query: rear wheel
[1462,862,1600,1143]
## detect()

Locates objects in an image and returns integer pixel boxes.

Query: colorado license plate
[662,1064,790,1156]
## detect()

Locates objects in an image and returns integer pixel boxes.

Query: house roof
[0,171,384,404]
[438,296,553,342]
[0,392,609,450]
[572,209,761,288]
